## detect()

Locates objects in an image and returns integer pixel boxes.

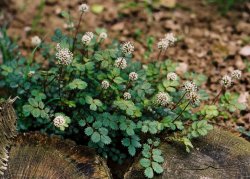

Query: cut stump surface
[1,132,112,179]
[125,128,250,179]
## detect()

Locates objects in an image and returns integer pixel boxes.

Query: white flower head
[115,57,127,69]
[231,70,242,80]
[85,32,94,39]
[124,92,131,100]
[31,36,41,46]
[156,92,171,106]
[56,48,73,65]
[129,72,138,81]
[101,80,110,89]
[121,41,134,55]
[157,38,169,50]
[56,43,61,51]
[186,91,200,104]
[167,72,178,81]
[53,115,66,128]
[79,3,89,13]
[82,35,92,45]
[164,33,177,45]
[99,32,108,40]
[183,81,197,92]
[220,75,232,88]
[28,71,35,77]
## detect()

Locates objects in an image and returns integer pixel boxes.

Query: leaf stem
[172,91,187,110]
[173,101,190,122]
[72,12,84,52]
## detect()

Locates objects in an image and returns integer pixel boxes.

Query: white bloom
[186,91,200,104]
[56,48,73,65]
[183,81,197,92]
[231,70,242,80]
[124,92,131,100]
[164,33,177,45]
[79,3,89,13]
[31,36,41,46]
[121,41,134,55]
[56,43,61,50]
[167,72,178,81]
[28,71,35,77]
[64,22,74,29]
[82,35,92,45]
[157,38,169,50]
[99,32,108,40]
[156,92,170,106]
[85,32,94,39]
[53,115,66,128]
[115,57,127,69]
[101,80,110,89]
[129,72,138,81]
[220,75,232,88]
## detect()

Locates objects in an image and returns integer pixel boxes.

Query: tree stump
[1,132,112,179]
[125,128,250,179]
[0,100,17,175]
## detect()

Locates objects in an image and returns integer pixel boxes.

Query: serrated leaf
[101,135,111,144]
[152,155,164,163]
[152,162,163,174]
[85,127,94,136]
[140,158,151,168]
[128,146,136,156]
[91,132,101,143]
[144,167,154,178]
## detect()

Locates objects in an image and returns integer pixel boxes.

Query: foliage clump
[0,3,245,178]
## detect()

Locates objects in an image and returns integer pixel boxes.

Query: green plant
[207,0,247,13]
[0,4,245,178]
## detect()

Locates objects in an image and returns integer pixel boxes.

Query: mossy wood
[1,132,112,179]
[0,101,17,175]
[125,128,250,179]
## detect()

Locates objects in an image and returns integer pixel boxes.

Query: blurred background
[0,0,249,137]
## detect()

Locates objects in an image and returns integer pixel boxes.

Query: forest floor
[1,0,250,137]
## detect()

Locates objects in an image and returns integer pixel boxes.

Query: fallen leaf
[239,46,250,57]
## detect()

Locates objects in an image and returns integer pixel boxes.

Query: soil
[1,0,250,134]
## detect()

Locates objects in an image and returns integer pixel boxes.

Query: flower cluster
[186,91,200,104]
[78,3,89,13]
[121,41,134,55]
[115,57,127,69]
[220,69,242,88]
[167,72,178,81]
[156,92,170,106]
[101,80,110,89]
[231,70,241,80]
[55,46,73,65]
[99,32,108,40]
[82,32,94,45]
[123,92,131,100]
[183,81,197,92]
[129,72,138,81]
[53,115,66,128]
[157,33,176,50]
[31,36,41,47]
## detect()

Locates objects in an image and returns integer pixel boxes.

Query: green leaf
[68,79,87,90]
[128,146,136,156]
[90,104,97,111]
[144,167,154,178]
[31,108,40,118]
[91,4,104,14]
[91,132,101,143]
[28,98,38,107]
[78,120,86,127]
[113,77,125,84]
[140,158,151,168]
[101,135,112,144]
[85,127,94,136]
[152,162,163,174]
[152,155,164,163]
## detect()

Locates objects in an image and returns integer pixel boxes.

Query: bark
[1,132,112,179]
[125,128,250,179]
[0,100,17,175]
